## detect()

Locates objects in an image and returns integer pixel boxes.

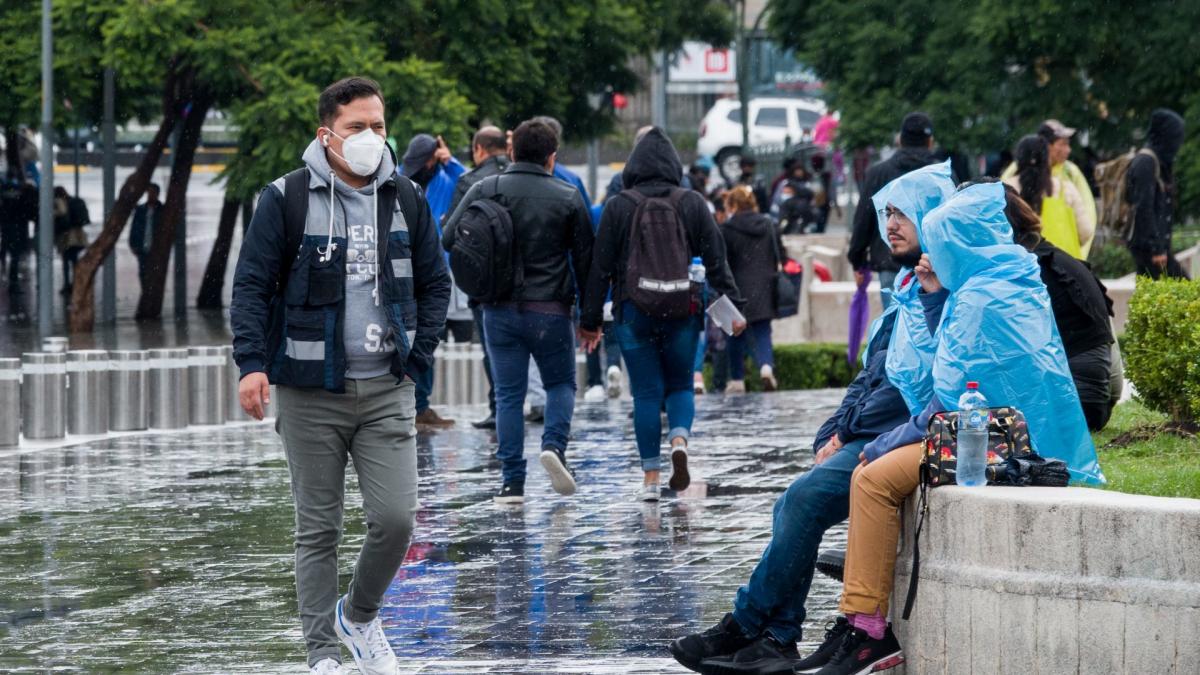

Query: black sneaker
[525,406,545,423]
[669,613,756,673]
[698,634,799,675]
[792,617,852,673]
[811,624,903,675]
[539,446,577,496]
[493,482,525,505]
[472,414,497,430]
[815,548,845,583]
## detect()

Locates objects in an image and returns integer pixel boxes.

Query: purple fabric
[848,268,873,365]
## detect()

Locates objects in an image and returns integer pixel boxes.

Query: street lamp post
[37,0,54,338]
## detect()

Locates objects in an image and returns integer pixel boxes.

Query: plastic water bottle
[956,382,989,487]
[689,257,706,283]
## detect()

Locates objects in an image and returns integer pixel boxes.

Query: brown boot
[416,408,456,431]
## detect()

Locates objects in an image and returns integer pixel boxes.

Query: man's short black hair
[318,77,384,127]
[512,120,558,165]
[473,127,507,154]
[147,182,160,194]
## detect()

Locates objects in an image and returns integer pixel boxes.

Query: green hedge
[1123,278,1200,424]
[704,342,861,391]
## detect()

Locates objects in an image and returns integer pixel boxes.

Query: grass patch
[1093,400,1200,499]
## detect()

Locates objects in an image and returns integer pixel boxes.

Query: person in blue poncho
[799,182,1104,675]
[669,163,954,675]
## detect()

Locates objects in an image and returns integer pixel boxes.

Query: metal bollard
[188,346,228,425]
[442,343,461,406]
[0,359,19,447]
[21,353,66,440]
[147,348,189,429]
[469,345,487,405]
[42,336,69,353]
[431,346,448,406]
[109,350,149,431]
[66,350,109,436]
[224,345,251,422]
[453,343,472,406]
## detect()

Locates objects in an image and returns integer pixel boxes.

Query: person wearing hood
[847,112,942,307]
[669,163,952,675]
[580,128,744,503]
[231,77,450,675]
[720,185,786,392]
[1127,108,1188,279]
[400,133,466,429]
[800,183,1103,675]
[443,119,594,505]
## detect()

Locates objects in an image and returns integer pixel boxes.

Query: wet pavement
[0,390,847,673]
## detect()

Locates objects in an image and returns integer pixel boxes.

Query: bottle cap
[692,257,702,264]
[967,381,978,389]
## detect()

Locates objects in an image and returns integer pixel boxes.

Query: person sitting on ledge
[668,161,956,675]
[794,181,1104,675]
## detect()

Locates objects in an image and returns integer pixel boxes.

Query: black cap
[899,112,933,147]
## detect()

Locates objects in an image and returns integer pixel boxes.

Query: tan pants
[839,442,923,617]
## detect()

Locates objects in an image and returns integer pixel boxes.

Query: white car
[697,97,826,181]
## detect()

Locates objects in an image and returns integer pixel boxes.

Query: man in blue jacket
[670,165,954,675]
[231,77,450,675]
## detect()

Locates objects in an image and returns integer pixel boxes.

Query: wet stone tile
[0,390,848,672]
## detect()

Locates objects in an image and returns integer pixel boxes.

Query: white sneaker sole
[606,368,622,398]
[540,450,577,496]
[493,495,525,505]
[844,650,905,675]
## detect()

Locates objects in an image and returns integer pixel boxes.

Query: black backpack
[623,188,693,320]
[447,175,521,303]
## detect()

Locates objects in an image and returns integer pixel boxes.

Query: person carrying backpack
[580,128,745,503]
[230,77,450,675]
[442,119,594,505]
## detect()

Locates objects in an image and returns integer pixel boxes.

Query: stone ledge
[891,486,1200,674]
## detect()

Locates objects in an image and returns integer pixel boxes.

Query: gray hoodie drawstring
[372,179,380,307]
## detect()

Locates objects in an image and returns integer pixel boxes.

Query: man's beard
[410,165,437,188]
[891,248,922,269]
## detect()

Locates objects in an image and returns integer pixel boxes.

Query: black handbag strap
[902,464,931,621]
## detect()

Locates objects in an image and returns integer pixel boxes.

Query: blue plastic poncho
[865,160,956,414]
[921,182,1104,485]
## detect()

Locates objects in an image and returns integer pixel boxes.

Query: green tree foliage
[770,0,1200,210]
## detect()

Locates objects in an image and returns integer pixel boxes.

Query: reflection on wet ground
[0,390,847,673]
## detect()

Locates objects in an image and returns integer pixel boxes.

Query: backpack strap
[1138,148,1165,192]
[279,167,309,294]
[901,466,931,621]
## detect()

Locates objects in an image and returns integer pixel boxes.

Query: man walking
[443,119,593,504]
[129,182,162,288]
[231,76,450,674]
[449,126,510,430]
[847,112,940,308]
[400,132,464,430]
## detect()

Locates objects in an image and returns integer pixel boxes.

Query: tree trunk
[69,73,181,332]
[135,94,212,320]
[195,193,240,309]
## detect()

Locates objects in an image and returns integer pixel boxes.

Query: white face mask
[323,128,385,177]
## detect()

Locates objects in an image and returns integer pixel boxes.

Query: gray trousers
[276,375,418,666]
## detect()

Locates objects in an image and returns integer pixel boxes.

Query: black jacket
[580,128,743,330]
[721,212,783,323]
[443,161,593,307]
[1128,109,1185,255]
[813,309,911,451]
[1033,241,1114,357]
[847,146,938,272]
[447,153,510,221]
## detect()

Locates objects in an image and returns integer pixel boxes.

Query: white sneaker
[726,379,746,394]
[311,659,344,675]
[640,482,661,502]
[584,384,606,403]
[334,596,398,675]
[606,365,623,398]
[693,372,707,395]
[760,364,778,392]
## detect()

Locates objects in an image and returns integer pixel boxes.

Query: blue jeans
[727,320,774,380]
[414,364,434,413]
[483,306,576,485]
[731,438,866,645]
[614,301,700,472]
